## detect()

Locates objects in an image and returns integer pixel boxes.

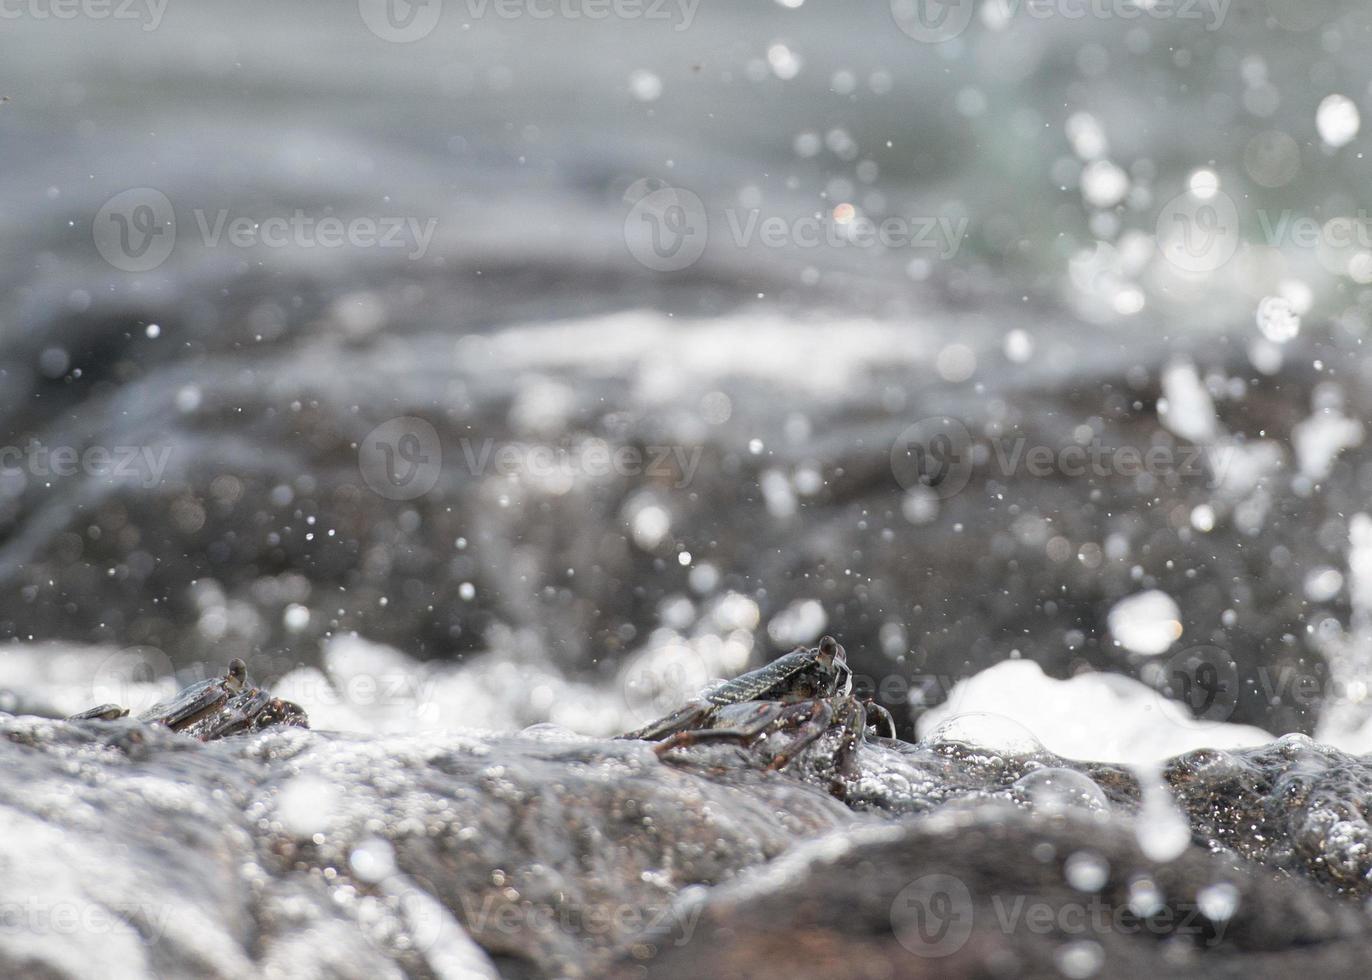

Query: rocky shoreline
[5,712,1371,979]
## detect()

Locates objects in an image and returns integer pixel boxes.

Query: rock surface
[5,713,1372,979]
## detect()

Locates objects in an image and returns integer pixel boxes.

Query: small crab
[619,635,896,772]
[67,658,308,741]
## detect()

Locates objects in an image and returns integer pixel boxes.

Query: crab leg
[863,700,898,740]
[765,699,836,771]
[650,701,789,758]
[618,700,718,743]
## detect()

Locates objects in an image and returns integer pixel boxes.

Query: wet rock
[5,713,1372,978]
[0,717,852,979]
[615,806,1372,980]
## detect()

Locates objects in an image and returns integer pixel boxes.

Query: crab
[618,635,896,773]
[67,658,308,741]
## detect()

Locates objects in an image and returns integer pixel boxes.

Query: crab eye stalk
[834,661,853,696]
[817,634,842,666]
[226,658,247,691]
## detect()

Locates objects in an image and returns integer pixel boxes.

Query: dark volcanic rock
[5,713,1372,979]
[615,807,1372,980]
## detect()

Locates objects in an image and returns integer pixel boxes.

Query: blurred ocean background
[3,0,1372,758]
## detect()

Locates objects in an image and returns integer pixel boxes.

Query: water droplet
[1187,168,1220,200]
[1190,505,1216,533]
[1015,768,1111,814]
[766,43,801,80]
[1107,591,1183,656]
[630,504,671,550]
[1197,882,1239,922]
[1317,94,1360,148]
[350,837,397,884]
[283,603,310,632]
[1004,329,1034,363]
[628,69,662,103]
[1305,567,1344,602]
[1256,295,1301,343]
[1055,939,1104,979]
[926,712,1045,757]
[1064,851,1109,892]
[1127,877,1164,917]
[1081,160,1128,208]
[38,347,70,378]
